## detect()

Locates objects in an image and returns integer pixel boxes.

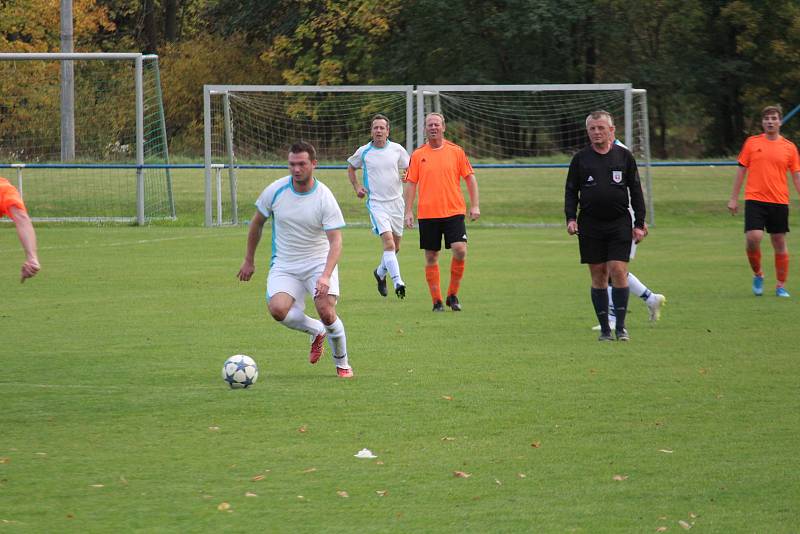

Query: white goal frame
[417,84,654,225]
[203,85,415,227]
[0,52,173,224]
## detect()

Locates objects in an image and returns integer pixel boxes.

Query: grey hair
[585,110,614,128]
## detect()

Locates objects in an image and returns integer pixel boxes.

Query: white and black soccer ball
[222,354,259,389]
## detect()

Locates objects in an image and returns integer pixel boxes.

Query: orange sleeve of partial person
[0,177,27,219]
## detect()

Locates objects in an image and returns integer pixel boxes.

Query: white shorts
[367,197,404,237]
[267,262,339,310]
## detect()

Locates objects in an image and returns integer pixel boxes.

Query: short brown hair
[372,114,390,128]
[289,140,316,161]
[762,105,783,119]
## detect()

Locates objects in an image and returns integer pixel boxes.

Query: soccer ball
[222,354,259,389]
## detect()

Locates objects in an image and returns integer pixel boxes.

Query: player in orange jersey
[728,105,800,297]
[404,113,480,311]
[0,177,39,282]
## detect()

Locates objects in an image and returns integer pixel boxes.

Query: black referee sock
[591,288,611,333]
[611,287,630,331]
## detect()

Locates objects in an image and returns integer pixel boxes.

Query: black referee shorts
[744,200,789,234]
[418,215,467,251]
[577,213,632,264]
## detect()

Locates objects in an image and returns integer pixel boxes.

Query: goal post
[0,53,174,224]
[202,83,653,227]
[417,84,654,225]
[203,85,415,226]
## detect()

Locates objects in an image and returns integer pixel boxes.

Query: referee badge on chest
[612,170,623,183]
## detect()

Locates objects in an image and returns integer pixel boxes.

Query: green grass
[2,208,799,531]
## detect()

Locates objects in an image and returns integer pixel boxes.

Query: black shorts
[577,213,632,264]
[744,200,789,234]
[418,215,467,251]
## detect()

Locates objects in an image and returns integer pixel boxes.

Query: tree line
[2,0,799,158]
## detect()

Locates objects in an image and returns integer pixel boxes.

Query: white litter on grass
[354,448,377,459]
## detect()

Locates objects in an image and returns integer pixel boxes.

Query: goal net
[419,84,653,224]
[204,85,414,226]
[0,53,174,223]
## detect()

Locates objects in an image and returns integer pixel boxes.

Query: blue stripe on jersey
[361,143,375,193]
[269,183,292,267]
[271,182,292,204]
[270,216,277,267]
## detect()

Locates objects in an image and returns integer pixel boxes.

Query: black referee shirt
[564,143,646,228]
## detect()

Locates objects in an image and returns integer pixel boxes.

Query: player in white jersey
[238,141,353,378]
[592,137,666,330]
[347,114,411,299]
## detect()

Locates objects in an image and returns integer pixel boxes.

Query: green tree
[718,0,800,145]
[596,0,705,158]
[158,33,279,155]
[382,0,597,84]
[0,0,114,51]
[93,0,206,52]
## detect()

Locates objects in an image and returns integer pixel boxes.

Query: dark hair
[372,114,390,128]
[289,141,316,161]
[761,105,783,119]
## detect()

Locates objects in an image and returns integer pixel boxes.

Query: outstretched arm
[9,206,39,282]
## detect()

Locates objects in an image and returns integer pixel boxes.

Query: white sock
[627,272,653,301]
[383,250,403,287]
[325,317,350,369]
[281,305,324,336]
[376,255,387,279]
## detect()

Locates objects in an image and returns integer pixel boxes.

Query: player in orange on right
[404,112,480,312]
[728,105,800,297]
[1,176,40,282]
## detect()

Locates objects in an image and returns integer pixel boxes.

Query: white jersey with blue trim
[347,140,410,202]
[255,175,346,271]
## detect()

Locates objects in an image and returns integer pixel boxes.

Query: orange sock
[447,258,465,297]
[746,249,762,276]
[425,264,442,303]
[775,252,789,285]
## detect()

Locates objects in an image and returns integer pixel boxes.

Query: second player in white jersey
[347,114,411,299]
[347,140,410,202]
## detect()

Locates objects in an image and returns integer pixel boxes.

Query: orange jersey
[738,134,800,204]
[0,177,26,219]
[405,141,474,219]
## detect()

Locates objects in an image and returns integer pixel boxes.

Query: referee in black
[564,110,647,341]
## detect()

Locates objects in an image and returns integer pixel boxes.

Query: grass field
[2,167,800,532]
